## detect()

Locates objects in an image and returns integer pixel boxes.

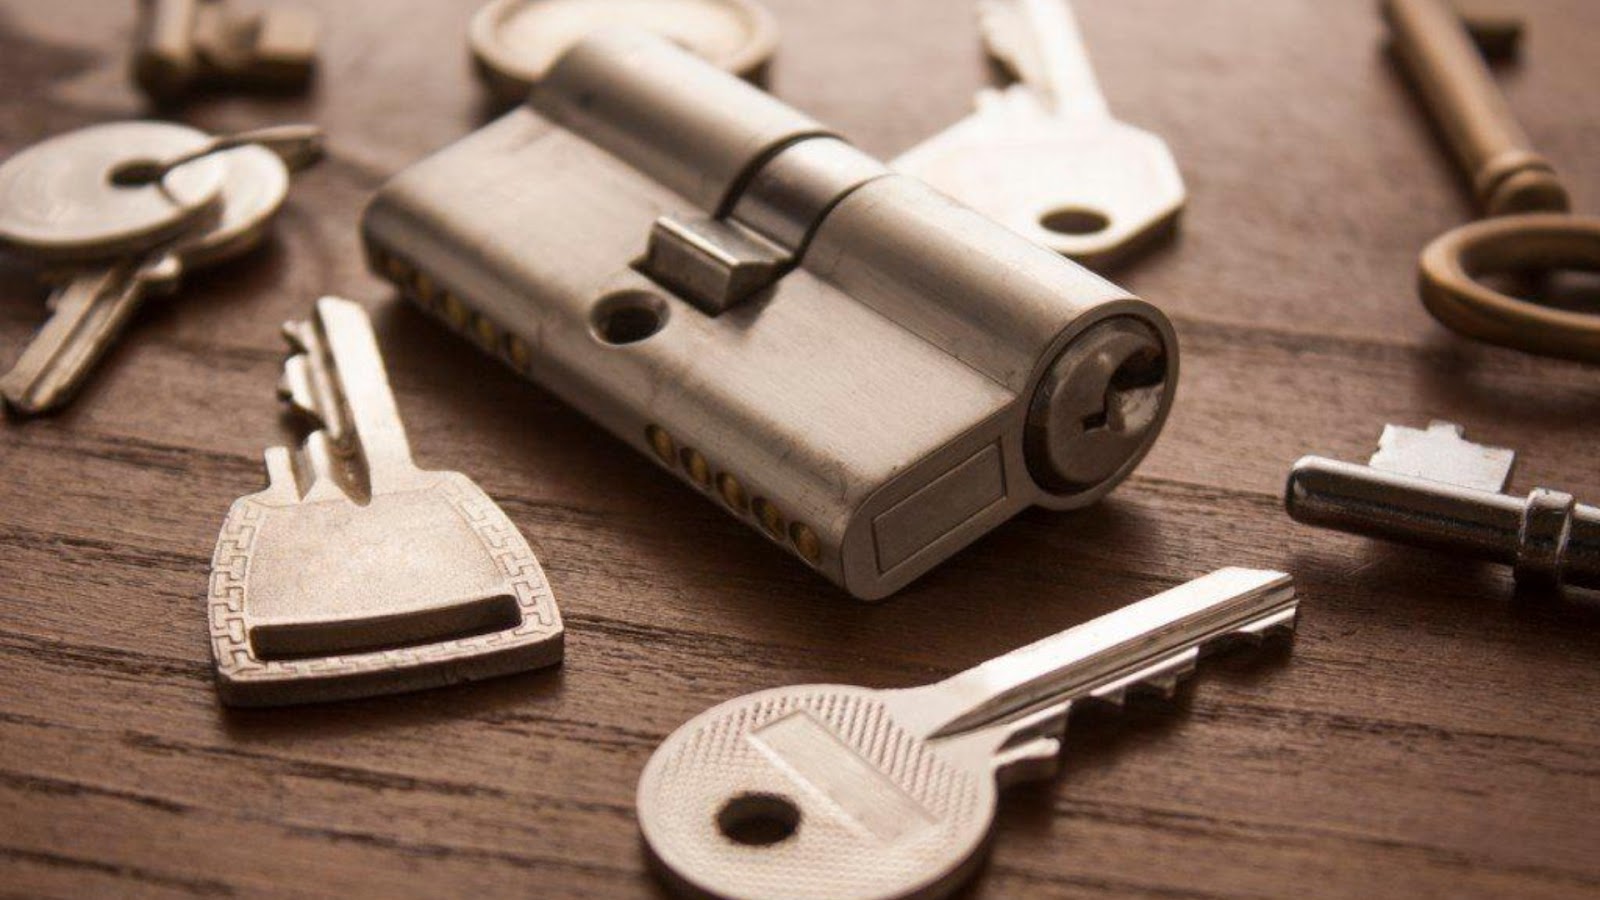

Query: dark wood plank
[1,0,1597,897]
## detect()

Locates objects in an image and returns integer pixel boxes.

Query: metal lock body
[362,30,1178,599]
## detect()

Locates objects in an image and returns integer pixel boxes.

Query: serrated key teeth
[975,0,1026,76]
[1089,685,1127,707]
[982,699,1069,783]
[141,254,182,291]
[1082,647,1201,707]
[993,734,1062,788]
[1140,673,1180,700]
[297,430,355,501]
[1232,605,1300,641]
[281,318,312,353]
[278,353,324,425]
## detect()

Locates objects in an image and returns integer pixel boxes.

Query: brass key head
[638,686,1002,900]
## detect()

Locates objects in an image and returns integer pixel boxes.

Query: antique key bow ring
[1386,0,1600,364]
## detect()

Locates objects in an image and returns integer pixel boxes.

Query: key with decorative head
[892,0,1185,268]
[638,567,1296,900]
[0,122,321,415]
[208,297,563,706]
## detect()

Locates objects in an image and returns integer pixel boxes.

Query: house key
[208,297,563,706]
[638,568,1296,899]
[893,0,1186,268]
[0,122,321,415]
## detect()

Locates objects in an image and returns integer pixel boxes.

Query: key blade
[279,297,416,495]
[910,568,1296,739]
[979,0,1109,121]
[279,320,350,443]
[0,259,173,415]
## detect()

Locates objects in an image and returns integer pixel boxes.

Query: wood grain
[1,0,1598,897]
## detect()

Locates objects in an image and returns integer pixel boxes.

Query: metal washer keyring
[469,0,778,104]
[0,121,227,263]
[174,144,292,267]
[1419,213,1600,364]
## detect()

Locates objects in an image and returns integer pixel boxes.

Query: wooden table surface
[2,1,1598,897]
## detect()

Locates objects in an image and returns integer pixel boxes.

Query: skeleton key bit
[1287,421,1599,594]
[638,568,1296,900]
[893,0,1186,267]
[208,297,563,706]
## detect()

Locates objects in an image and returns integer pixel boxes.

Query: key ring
[1419,213,1600,364]
[1384,0,1600,366]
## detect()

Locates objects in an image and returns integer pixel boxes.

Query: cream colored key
[2,127,318,415]
[894,0,1186,268]
[639,568,1296,900]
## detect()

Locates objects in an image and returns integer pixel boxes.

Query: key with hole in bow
[207,296,563,705]
[0,121,321,415]
[638,567,1296,899]
[893,0,1186,268]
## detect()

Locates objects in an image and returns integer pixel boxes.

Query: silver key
[893,0,1186,267]
[134,0,319,100]
[638,567,1296,900]
[1,126,317,415]
[1287,421,1600,594]
[208,297,564,706]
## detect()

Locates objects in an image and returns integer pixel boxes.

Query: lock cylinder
[362,29,1178,598]
[531,28,833,214]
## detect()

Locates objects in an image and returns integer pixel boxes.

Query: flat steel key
[1287,421,1599,594]
[1,124,319,415]
[638,567,1296,900]
[208,297,563,705]
[893,0,1186,267]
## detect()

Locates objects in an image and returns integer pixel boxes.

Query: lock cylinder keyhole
[1025,317,1171,495]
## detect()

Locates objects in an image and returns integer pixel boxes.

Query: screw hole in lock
[716,793,801,846]
[591,291,667,345]
[1040,206,1112,236]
